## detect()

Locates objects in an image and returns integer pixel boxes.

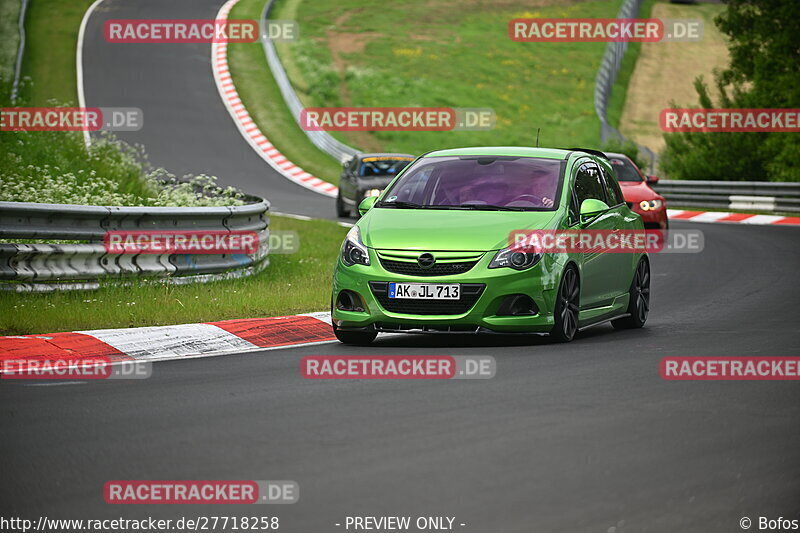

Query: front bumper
[332,249,565,334]
[632,206,668,229]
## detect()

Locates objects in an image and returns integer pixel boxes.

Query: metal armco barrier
[654,181,800,213]
[0,197,270,292]
[260,0,359,163]
[594,0,656,170]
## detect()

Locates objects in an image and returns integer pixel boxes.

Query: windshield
[359,157,414,177]
[378,156,562,210]
[609,157,644,182]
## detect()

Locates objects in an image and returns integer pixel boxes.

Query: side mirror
[579,198,609,223]
[646,175,659,184]
[358,196,378,216]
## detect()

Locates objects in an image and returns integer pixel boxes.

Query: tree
[660,0,800,181]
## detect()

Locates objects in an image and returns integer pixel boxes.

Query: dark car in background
[336,153,415,217]
[606,152,669,230]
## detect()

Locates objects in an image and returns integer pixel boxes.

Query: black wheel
[336,191,351,218]
[332,323,377,345]
[613,258,650,329]
[550,266,579,342]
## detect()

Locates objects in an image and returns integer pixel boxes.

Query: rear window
[359,157,414,177]
[609,157,644,182]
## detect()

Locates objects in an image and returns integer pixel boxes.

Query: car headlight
[489,247,541,270]
[639,199,663,211]
[341,226,370,266]
[363,189,382,197]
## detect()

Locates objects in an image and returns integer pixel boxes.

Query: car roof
[422,146,587,160]
[357,153,415,160]
[604,152,632,161]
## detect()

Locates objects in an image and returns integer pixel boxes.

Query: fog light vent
[497,294,538,316]
[336,290,365,312]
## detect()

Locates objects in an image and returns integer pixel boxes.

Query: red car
[606,152,668,230]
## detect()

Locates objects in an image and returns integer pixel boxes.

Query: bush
[659,0,800,182]
[0,116,245,206]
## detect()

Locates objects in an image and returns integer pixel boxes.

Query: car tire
[332,323,377,345]
[336,191,351,218]
[612,257,650,329]
[550,266,579,343]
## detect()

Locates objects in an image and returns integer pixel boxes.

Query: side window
[349,158,359,174]
[574,162,607,206]
[600,164,624,206]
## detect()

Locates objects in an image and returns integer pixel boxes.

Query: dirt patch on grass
[324,11,384,152]
[619,2,729,152]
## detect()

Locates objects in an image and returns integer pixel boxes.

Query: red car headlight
[639,199,663,211]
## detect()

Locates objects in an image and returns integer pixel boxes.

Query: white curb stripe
[666,209,798,226]
[81,323,259,360]
[211,0,338,198]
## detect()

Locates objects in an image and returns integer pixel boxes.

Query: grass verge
[0,0,22,95]
[0,215,347,335]
[270,0,623,155]
[227,0,342,184]
[605,0,658,129]
[618,1,728,152]
[19,0,95,105]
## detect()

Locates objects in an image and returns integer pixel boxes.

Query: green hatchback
[331,147,650,344]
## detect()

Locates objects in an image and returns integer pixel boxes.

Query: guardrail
[594,0,656,171]
[654,181,800,213]
[0,197,270,292]
[260,0,359,163]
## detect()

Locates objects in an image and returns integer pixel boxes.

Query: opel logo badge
[417,253,435,269]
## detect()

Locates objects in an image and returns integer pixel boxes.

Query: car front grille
[379,258,479,277]
[369,281,485,315]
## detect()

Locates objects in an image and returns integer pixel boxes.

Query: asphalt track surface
[80,0,337,220]
[2,1,800,532]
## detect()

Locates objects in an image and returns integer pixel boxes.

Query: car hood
[360,208,562,251]
[620,181,663,203]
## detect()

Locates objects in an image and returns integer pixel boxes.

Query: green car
[331,147,650,344]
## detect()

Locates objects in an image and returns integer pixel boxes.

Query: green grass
[606,0,658,129]
[227,0,342,184]
[267,0,624,155]
[0,0,22,96]
[19,0,95,105]
[0,215,348,335]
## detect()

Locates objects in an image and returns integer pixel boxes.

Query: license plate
[388,282,460,300]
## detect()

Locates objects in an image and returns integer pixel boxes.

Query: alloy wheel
[559,268,579,339]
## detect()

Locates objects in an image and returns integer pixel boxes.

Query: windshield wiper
[377,200,425,209]
[453,203,527,211]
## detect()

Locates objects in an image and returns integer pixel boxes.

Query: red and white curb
[667,209,800,226]
[0,312,335,368]
[212,0,338,198]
